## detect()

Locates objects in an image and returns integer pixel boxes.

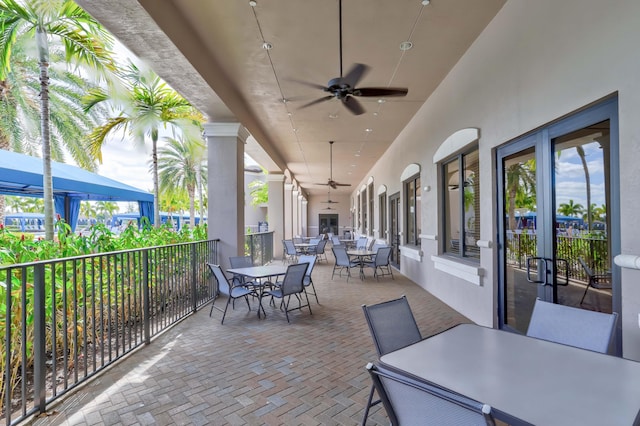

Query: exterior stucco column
[204,122,244,269]
[292,188,299,237]
[301,197,308,237]
[267,173,285,259]
[284,183,293,239]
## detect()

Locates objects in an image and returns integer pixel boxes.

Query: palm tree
[0,0,116,240]
[84,62,204,227]
[505,159,536,230]
[576,145,592,231]
[157,136,207,229]
[558,199,584,217]
[95,200,118,222]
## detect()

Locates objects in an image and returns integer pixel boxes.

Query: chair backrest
[316,239,328,252]
[331,235,341,245]
[526,298,618,353]
[332,246,351,266]
[309,238,321,245]
[367,362,495,426]
[207,263,231,296]
[298,255,317,278]
[362,295,422,357]
[293,237,304,244]
[344,230,352,239]
[375,246,393,266]
[368,238,377,251]
[281,262,308,296]
[356,237,369,250]
[283,240,297,255]
[229,255,253,268]
[579,257,595,279]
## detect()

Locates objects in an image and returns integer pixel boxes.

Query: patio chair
[283,239,299,264]
[315,238,328,262]
[264,262,312,323]
[331,245,359,281]
[361,295,423,425]
[362,246,394,281]
[356,237,369,250]
[229,255,263,292]
[366,362,496,426]
[526,298,618,354]
[344,230,352,239]
[331,235,341,246]
[298,254,320,304]
[578,257,612,305]
[207,263,254,324]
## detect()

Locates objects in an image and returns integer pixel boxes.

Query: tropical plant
[505,159,536,230]
[95,200,118,220]
[0,0,116,240]
[83,61,204,227]
[248,178,268,207]
[157,136,206,228]
[558,199,584,217]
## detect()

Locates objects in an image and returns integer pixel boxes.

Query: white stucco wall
[355,0,640,359]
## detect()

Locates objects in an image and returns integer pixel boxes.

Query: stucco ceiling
[76,0,506,196]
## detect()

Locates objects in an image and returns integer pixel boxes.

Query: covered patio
[32,257,468,425]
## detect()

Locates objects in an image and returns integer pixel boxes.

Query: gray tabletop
[226,265,288,279]
[380,323,640,426]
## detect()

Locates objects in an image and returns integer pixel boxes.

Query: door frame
[389,191,401,268]
[496,97,620,348]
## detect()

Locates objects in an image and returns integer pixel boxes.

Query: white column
[301,197,308,238]
[292,188,299,237]
[204,122,244,269]
[267,173,285,259]
[284,183,293,239]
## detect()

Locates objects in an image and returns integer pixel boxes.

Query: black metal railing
[505,231,609,281]
[1,239,219,426]
[245,231,274,266]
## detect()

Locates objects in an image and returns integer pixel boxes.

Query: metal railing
[245,231,274,266]
[505,231,609,281]
[1,239,219,425]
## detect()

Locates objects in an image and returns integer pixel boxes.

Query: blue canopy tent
[0,149,154,231]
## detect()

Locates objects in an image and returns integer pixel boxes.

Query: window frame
[403,173,421,246]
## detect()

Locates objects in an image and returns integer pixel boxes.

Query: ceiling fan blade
[314,182,331,186]
[355,87,409,97]
[290,79,328,91]
[341,63,369,88]
[333,183,352,186]
[299,95,334,109]
[343,96,365,115]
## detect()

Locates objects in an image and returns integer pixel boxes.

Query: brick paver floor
[33,251,470,426]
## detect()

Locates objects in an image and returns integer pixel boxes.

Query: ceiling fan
[315,141,351,189]
[297,0,408,115]
[321,190,340,204]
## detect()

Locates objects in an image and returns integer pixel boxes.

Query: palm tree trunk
[37,27,54,240]
[577,146,591,231]
[151,133,160,227]
[188,185,195,229]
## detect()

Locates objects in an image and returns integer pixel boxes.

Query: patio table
[227,265,288,318]
[380,323,640,426]
[347,249,376,280]
[294,242,317,255]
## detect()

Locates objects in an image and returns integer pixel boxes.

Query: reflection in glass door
[389,192,400,268]
[498,98,618,341]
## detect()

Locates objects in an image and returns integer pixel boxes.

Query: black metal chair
[315,238,328,262]
[362,246,394,281]
[331,245,359,281]
[366,362,496,426]
[361,296,423,425]
[264,262,312,323]
[578,257,612,305]
[526,298,618,354]
[298,254,320,304]
[207,263,254,324]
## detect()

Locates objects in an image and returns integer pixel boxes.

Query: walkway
[33,254,470,425]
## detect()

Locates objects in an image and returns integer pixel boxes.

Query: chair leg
[580,280,592,305]
[220,297,232,324]
[361,384,377,425]
[309,281,320,304]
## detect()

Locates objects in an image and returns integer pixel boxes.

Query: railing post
[191,243,197,312]
[33,263,47,414]
[142,250,150,345]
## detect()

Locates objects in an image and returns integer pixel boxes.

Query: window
[361,190,367,234]
[404,174,421,246]
[443,148,479,259]
[379,192,387,241]
[368,182,374,235]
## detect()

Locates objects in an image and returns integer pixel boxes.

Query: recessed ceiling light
[421,0,430,5]
[282,98,288,103]
[262,41,273,50]
[399,41,413,51]
[249,0,257,6]
[329,113,338,119]
[377,99,386,104]
[373,112,379,116]
[292,128,298,132]
[355,152,361,157]
[365,128,373,133]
